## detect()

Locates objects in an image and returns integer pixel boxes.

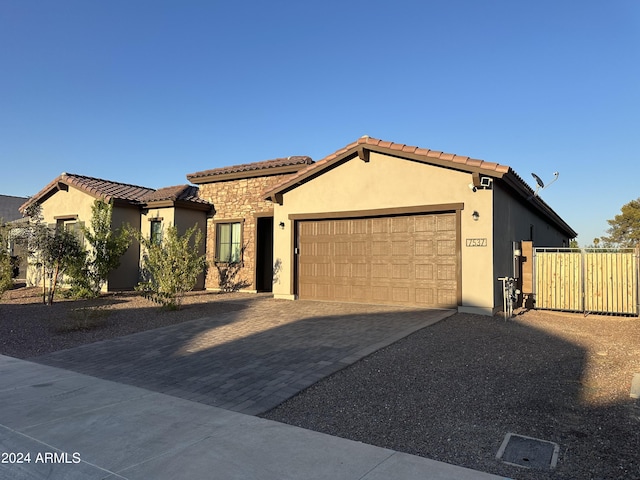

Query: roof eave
[143,198,213,212]
[188,163,309,184]
[501,172,577,238]
[264,143,511,204]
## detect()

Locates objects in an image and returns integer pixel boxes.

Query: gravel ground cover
[2,286,639,479]
[263,311,640,480]
[0,286,257,359]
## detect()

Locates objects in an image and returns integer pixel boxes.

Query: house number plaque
[466,238,487,247]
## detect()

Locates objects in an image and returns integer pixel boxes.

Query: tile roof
[140,185,209,205]
[267,136,511,195]
[19,174,212,214]
[20,173,155,213]
[187,156,314,183]
[264,136,576,238]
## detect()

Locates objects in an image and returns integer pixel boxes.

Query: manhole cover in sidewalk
[496,433,560,470]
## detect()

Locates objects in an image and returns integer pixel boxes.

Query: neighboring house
[0,194,28,223]
[265,136,576,315]
[1,194,30,280]
[186,156,313,292]
[19,173,212,290]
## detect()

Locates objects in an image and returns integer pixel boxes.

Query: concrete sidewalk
[0,355,510,480]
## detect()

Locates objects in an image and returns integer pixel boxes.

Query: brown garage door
[297,212,458,307]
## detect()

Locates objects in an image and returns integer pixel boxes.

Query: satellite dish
[531,173,545,189]
[530,172,559,198]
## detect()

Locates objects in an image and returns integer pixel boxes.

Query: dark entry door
[256,217,274,292]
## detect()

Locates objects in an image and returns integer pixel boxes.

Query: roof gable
[264,136,576,238]
[187,156,314,184]
[20,173,155,213]
[20,175,213,214]
[265,136,511,201]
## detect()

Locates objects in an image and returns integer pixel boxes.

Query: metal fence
[534,247,640,316]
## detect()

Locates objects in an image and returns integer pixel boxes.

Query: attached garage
[265,136,576,315]
[296,212,459,307]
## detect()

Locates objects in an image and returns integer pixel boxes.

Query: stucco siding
[29,187,141,290]
[492,182,571,307]
[108,205,142,290]
[273,151,496,312]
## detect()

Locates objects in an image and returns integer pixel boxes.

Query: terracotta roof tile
[264,135,575,238]
[63,174,155,201]
[265,136,518,199]
[187,156,313,181]
[140,185,210,205]
[21,173,155,213]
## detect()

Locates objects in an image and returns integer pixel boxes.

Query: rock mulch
[2,287,639,479]
[263,310,640,480]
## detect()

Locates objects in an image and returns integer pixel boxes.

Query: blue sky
[1,0,638,245]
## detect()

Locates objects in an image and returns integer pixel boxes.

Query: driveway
[33,297,453,415]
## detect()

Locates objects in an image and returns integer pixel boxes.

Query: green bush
[137,224,207,309]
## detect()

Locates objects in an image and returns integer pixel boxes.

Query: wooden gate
[533,247,640,315]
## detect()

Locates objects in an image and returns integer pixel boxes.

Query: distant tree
[601,198,640,247]
[569,239,579,249]
[0,220,13,295]
[68,200,132,297]
[137,224,207,309]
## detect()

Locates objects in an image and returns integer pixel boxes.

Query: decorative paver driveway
[33,298,453,415]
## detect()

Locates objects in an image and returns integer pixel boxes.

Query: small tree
[38,225,84,305]
[68,199,132,297]
[20,203,85,304]
[601,198,640,247]
[137,224,207,309]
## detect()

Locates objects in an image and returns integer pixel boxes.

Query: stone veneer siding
[198,173,294,291]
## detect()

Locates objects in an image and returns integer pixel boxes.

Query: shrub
[137,224,207,309]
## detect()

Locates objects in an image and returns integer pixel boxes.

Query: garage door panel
[298,213,458,307]
[371,263,390,278]
[437,240,456,255]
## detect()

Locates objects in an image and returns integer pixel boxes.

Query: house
[1,194,30,280]
[0,194,29,223]
[19,173,212,290]
[19,136,576,316]
[186,156,313,292]
[264,136,576,315]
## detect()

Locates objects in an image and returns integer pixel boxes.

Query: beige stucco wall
[29,186,141,290]
[140,206,208,290]
[272,151,496,314]
[108,205,141,290]
[198,174,293,291]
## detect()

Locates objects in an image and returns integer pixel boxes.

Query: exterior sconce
[472,211,480,221]
[279,221,285,229]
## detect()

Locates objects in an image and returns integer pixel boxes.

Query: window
[150,220,163,245]
[56,218,84,246]
[216,222,242,263]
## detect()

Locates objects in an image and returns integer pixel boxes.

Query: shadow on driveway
[33,298,453,415]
